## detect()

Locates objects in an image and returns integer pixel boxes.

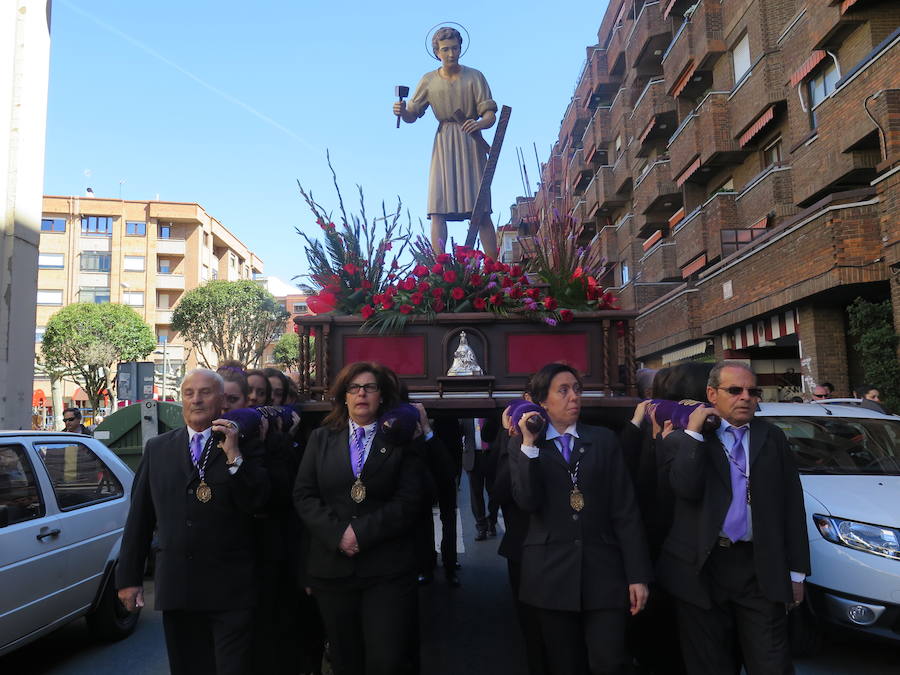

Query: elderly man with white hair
[117,368,269,675]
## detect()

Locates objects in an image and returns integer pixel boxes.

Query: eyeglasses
[717,386,763,398]
[347,383,379,394]
[812,393,828,398]
[62,417,77,423]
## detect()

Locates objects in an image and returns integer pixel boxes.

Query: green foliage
[847,297,900,411]
[273,332,299,371]
[172,280,288,368]
[42,303,155,412]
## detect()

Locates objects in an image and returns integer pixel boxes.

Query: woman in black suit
[294,362,424,675]
[510,363,653,675]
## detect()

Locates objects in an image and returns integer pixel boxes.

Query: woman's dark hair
[220,368,249,398]
[216,359,245,375]
[527,362,583,405]
[246,369,272,405]
[322,362,399,431]
[262,367,291,405]
[653,362,713,402]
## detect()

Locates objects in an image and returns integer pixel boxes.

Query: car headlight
[814,515,900,561]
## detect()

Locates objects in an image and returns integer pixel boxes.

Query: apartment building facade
[518,0,899,399]
[35,195,263,410]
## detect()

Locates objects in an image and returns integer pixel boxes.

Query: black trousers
[537,605,629,675]
[507,559,551,675]
[677,542,792,675]
[626,583,686,674]
[162,608,254,675]
[468,451,498,531]
[312,572,418,675]
[414,481,458,573]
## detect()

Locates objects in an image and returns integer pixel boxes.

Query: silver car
[0,432,139,656]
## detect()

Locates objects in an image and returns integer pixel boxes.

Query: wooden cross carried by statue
[464,104,511,249]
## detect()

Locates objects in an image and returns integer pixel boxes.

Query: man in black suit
[657,361,810,674]
[117,369,270,675]
[463,417,499,540]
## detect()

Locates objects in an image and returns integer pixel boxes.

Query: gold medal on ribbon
[569,486,585,512]
[350,477,366,504]
[196,480,212,503]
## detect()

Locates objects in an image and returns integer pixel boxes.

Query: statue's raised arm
[392,26,499,260]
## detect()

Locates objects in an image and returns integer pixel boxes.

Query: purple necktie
[190,433,203,466]
[351,427,366,476]
[558,433,572,464]
[723,426,749,542]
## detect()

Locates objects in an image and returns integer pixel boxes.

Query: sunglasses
[63,417,77,423]
[717,386,763,398]
[347,383,379,394]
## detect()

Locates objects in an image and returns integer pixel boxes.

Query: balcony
[633,159,681,215]
[631,78,678,157]
[156,237,186,256]
[583,107,611,164]
[609,86,638,143]
[155,273,185,290]
[560,100,591,149]
[728,52,786,142]
[568,149,593,194]
[668,92,744,182]
[672,191,737,268]
[611,146,633,195]
[586,167,627,216]
[153,343,184,362]
[662,0,726,99]
[735,166,798,228]
[156,309,174,325]
[607,20,629,76]
[587,49,618,105]
[541,152,563,187]
[626,1,672,71]
[640,241,679,282]
[149,202,204,223]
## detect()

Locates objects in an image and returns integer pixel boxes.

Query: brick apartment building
[35,195,263,413]
[510,0,899,399]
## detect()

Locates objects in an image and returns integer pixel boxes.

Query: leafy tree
[847,297,900,412]
[42,303,156,413]
[273,331,300,371]
[172,280,288,368]
[34,353,80,430]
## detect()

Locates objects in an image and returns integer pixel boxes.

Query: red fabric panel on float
[343,335,427,376]
[506,333,589,375]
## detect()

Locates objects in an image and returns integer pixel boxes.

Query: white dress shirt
[188,426,241,475]
[520,423,579,459]
[348,419,378,465]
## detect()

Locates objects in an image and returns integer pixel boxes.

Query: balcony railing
[156,237,186,256]
[631,78,678,156]
[155,273,185,290]
[611,146,633,195]
[156,309,174,325]
[632,159,680,215]
[728,51,786,141]
[662,0,726,98]
[583,107,611,164]
[639,241,679,282]
[672,191,737,268]
[668,92,741,181]
[586,166,627,215]
[609,85,638,142]
[626,1,672,69]
[568,149,593,193]
[735,166,798,228]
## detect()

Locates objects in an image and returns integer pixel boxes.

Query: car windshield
[768,416,900,475]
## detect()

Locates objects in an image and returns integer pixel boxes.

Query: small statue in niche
[447,331,483,376]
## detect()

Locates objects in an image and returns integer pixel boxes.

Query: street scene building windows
[763,138,783,167]
[80,251,111,272]
[38,253,64,269]
[158,259,172,274]
[158,224,171,239]
[732,33,751,84]
[80,216,113,236]
[126,221,146,236]
[123,291,144,306]
[36,289,63,305]
[808,61,839,128]
[123,256,145,272]
[40,218,66,232]
[79,286,110,304]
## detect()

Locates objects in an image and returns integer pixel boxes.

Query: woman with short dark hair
[510,362,652,674]
[294,362,423,675]
[246,369,272,406]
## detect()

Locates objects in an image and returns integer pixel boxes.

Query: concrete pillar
[797,304,850,398]
[0,1,52,429]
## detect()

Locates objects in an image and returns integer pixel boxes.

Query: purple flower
[543,317,558,326]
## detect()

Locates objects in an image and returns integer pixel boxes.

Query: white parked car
[756,403,900,650]
[0,432,139,656]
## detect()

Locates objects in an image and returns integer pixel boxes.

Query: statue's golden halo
[424,22,471,60]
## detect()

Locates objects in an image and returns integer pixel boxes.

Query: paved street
[2,479,897,674]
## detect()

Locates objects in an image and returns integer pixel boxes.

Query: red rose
[372,293,383,304]
[417,281,431,292]
[473,297,487,310]
[510,264,523,277]
[469,273,483,287]
[361,305,375,320]
[385,285,398,297]
[431,287,444,298]
[435,253,452,264]
[451,287,465,301]
[519,275,530,286]
[490,293,502,306]
[381,297,394,310]
[443,270,457,283]
[399,304,413,314]
[482,258,495,273]
[410,292,423,306]
[496,262,509,274]
[387,273,395,280]
[572,266,584,279]
[510,286,523,299]
[342,263,358,275]
[501,276,513,288]
[431,263,444,275]
[433,298,445,312]
[560,309,574,322]
[526,287,541,299]
[361,279,372,290]
[543,297,558,310]
[401,276,417,291]
[413,264,430,277]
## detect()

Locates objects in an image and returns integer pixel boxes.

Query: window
[732,33,751,83]
[201,265,209,281]
[123,291,144,306]
[158,259,172,274]
[38,253,64,269]
[35,326,46,342]
[763,138,782,167]
[126,221,146,236]
[158,225,171,239]
[293,302,308,313]
[808,61,839,128]
[37,289,63,305]
[621,262,630,286]
[157,292,171,309]
[157,328,170,344]
[80,286,110,304]
[123,256,145,272]
[40,218,66,233]
[34,442,123,510]
[203,232,209,247]
[614,134,622,157]
[81,251,111,272]
[0,445,45,525]
[80,216,113,236]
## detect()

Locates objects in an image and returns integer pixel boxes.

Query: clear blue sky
[44,0,609,287]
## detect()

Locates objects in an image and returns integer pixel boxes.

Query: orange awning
[682,254,707,278]
[739,106,775,147]
[643,230,663,252]
[671,62,697,98]
[663,0,680,19]
[638,117,657,144]
[789,50,826,87]
[32,389,46,406]
[676,156,702,186]
[668,207,687,228]
[72,388,87,401]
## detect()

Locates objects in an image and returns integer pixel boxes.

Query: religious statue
[393,25,499,260]
[447,331,484,376]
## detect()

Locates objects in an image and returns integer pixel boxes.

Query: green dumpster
[92,401,184,471]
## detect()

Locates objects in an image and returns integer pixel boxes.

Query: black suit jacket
[509,423,653,612]
[293,425,424,580]
[116,426,270,611]
[656,419,810,608]
[490,431,530,562]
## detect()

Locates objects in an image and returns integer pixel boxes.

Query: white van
[756,403,900,651]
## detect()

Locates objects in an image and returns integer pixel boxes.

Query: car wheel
[788,600,823,657]
[86,567,140,642]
